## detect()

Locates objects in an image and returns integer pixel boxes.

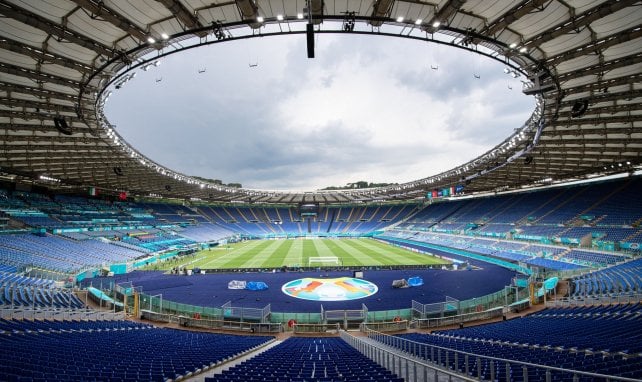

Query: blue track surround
[84,260,516,313]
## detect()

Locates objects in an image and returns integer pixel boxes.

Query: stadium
[0,1,641,381]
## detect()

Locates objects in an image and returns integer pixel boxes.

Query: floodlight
[509,42,517,49]
[415,19,422,25]
[277,14,284,21]
[161,33,169,40]
[147,37,155,44]
[257,16,264,22]
[432,21,440,28]
[396,16,404,22]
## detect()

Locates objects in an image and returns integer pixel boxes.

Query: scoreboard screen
[300,203,318,216]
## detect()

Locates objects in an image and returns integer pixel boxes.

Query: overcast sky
[106,33,534,191]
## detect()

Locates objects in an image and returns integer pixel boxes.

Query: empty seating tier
[0,319,273,382]
[206,337,402,382]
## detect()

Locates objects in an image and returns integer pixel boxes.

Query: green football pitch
[143,238,450,270]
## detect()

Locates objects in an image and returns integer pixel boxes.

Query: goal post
[308,256,341,267]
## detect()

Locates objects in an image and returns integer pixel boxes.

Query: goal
[308,256,341,267]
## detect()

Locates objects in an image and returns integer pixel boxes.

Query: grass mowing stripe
[142,238,452,271]
[330,239,384,266]
[317,239,362,267]
[367,239,450,265]
[284,238,304,267]
[349,239,441,265]
[216,240,274,268]
[340,239,410,265]
[238,240,286,268]
[302,239,318,267]
[259,239,293,268]
[200,240,265,268]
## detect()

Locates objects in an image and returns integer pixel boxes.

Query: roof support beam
[551,115,638,126]
[478,0,549,38]
[556,89,642,108]
[557,52,642,82]
[369,0,395,27]
[0,37,93,74]
[0,63,81,89]
[546,26,642,66]
[424,0,467,32]
[0,81,77,101]
[0,1,114,58]
[68,0,149,42]
[522,0,639,51]
[234,0,261,29]
[0,97,78,114]
[157,0,207,36]
[561,73,642,96]
[542,127,640,136]
[552,105,642,120]
[2,144,110,152]
[0,110,96,125]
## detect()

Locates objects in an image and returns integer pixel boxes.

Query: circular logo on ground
[281,277,378,301]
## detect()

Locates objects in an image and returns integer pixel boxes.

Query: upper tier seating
[0,234,144,273]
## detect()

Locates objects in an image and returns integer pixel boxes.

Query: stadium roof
[0,0,641,204]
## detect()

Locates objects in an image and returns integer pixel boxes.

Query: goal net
[308,256,340,267]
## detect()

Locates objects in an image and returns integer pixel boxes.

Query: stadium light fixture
[519,47,527,53]
[509,42,517,49]
[161,33,169,40]
[39,175,60,183]
[415,19,423,25]
[147,37,156,44]
[297,13,304,19]
[396,16,404,22]
[257,16,264,23]
[432,20,441,28]
[277,14,284,21]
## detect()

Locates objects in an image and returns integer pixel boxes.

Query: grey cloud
[106,34,535,190]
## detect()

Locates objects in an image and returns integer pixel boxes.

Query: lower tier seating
[206,337,403,382]
[388,304,642,381]
[0,319,272,382]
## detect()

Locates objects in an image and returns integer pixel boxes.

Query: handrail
[292,323,340,334]
[364,328,641,382]
[547,292,642,307]
[414,307,504,329]
[140,310,283,333]
[360,319,408,332]
[340,330,478,382]
[1,307,125,321]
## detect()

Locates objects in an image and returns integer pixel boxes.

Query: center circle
[281,277,378,301]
